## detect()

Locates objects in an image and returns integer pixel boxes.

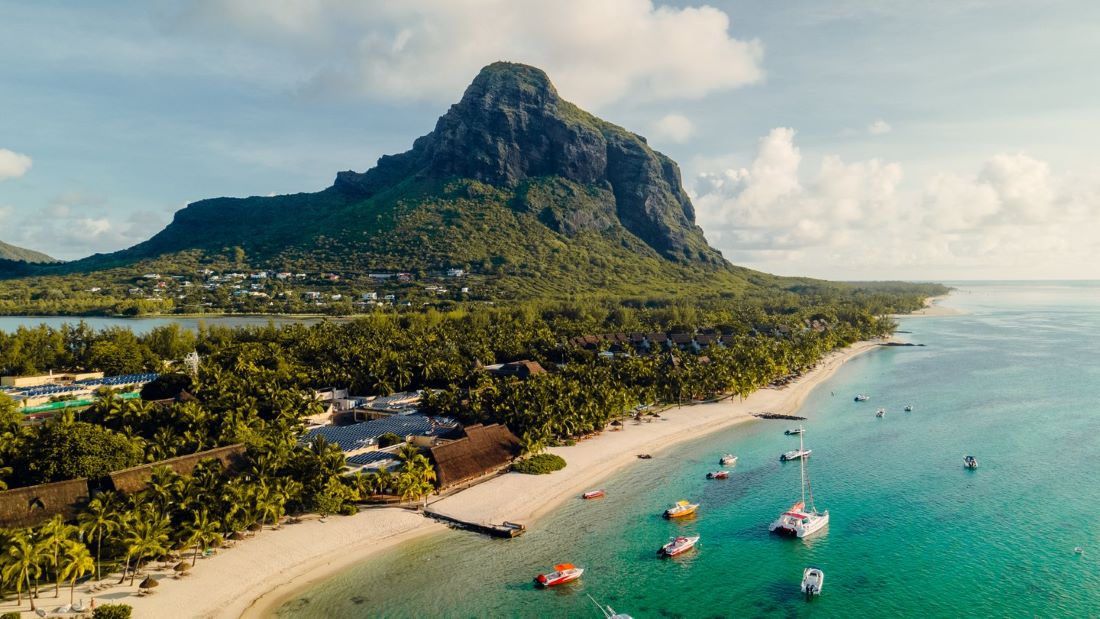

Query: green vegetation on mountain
[0,62,944,315]
[0,240,56,264]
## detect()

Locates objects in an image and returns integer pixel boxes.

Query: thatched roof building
[429,424,521,489]
[109,444,246,493]
[0,477,89,528]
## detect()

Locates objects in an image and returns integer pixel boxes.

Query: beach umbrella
[173,561,190,573]
[139,576,159,590]
[229,531,245,541]
[247,522,262,532]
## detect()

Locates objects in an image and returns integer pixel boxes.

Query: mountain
[2,62,790,300]
[0,240,56,264]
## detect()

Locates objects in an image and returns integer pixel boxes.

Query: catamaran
[780,449,812,462]
[784,427,803,435]
[535,563,583,587]
[769,428,829,538]
[587,594,633,619]
[659,535,700,557]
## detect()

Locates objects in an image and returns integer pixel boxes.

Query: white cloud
[651,113,696,144]
[3,192,170,260]
[169,0,764,108]
[867,119,892,135]
[692,129,1100,279]
[0,148,32,180]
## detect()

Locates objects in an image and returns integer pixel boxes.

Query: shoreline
[231,338,885,619]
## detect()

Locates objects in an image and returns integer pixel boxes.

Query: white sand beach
[902,294,963,317]
[53,339,882,619]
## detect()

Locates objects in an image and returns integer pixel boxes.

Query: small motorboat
[904,404,913,412]
[1074,546,1085,555]
[963,455,978,469]
[801,567,824,597]
[854,394,870,402]
[659,535,700,557]
[784,427,803,435]
[706,471,729,480]
[663,500,699,519]
[535,563,584,587]
[780,449,811,462]
[719,454,738,466]
[582,489,606,499]
[875,408,886,418]
[637,453,653,460]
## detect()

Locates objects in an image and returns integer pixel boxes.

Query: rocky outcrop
[335,62,721,264]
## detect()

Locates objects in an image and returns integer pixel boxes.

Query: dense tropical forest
[0,286,944,604]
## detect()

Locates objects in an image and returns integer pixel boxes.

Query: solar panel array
[346,451,401,467]
[300,414,458,452]
[76,373,159,387]
[18,385,87,398]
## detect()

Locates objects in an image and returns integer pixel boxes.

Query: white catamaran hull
[769,511,830,538]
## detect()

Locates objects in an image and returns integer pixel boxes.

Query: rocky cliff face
[335,62,721,264]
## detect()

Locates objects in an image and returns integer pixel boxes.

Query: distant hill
[0,240,56,264]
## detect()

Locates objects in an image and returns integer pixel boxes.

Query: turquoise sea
[279,282,1100,618]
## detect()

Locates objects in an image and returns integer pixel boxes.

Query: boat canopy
[677,500,690,506]
[554,563,575,571]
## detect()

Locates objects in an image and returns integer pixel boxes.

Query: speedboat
[854,394,870,402]
[963,455,978,469]
[706,470,729,480]
[719,454,738,466]
[904,404,913,412]
[664,500,699,519]
[770,428,829,539]
[780,449,811,462]
[785,427,803,435]
[659,535,700,557]
[582,489,606,499]
[801,567,824,597]
[535,563,583,587]
[875,408,886,418]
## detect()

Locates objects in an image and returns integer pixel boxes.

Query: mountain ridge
[0,240,57,264]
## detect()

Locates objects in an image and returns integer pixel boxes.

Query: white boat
[769,428,829,539]
[875,408,886,418]
[854,394,870,402]
[963,455,978,469]
[784,427,803,435]
[801,567,824,597]
[659,535,700,557]
[535,563,583,587]
[719,454,738,466]
[780,449,812,462]
[588,594,634,619]
[904,404,913,412]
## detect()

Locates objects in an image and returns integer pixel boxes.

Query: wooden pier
[423,510,526,538]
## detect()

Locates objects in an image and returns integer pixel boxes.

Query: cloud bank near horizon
[692,128,1100,279]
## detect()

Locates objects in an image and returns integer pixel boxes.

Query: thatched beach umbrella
[247,522,262,533]
[139,576,159,592]
[229,531,245,541]
[173,562,190,573]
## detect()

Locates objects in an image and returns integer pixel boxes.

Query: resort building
[428,424,521,489]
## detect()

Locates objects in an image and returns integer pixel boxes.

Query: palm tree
[58,540,94,605]
[119,510,169,586]
[78,492,122,581]
[1,529,43,611]
[181,509,223,567]
[38,514,78,597]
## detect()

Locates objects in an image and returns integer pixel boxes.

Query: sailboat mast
[799,425,806,506]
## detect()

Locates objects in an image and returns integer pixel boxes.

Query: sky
[1,0,1098,279]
